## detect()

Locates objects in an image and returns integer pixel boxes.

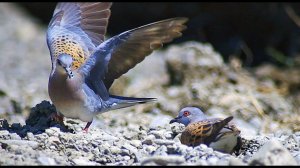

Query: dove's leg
[50,112,64,123]
[83,120,93,132]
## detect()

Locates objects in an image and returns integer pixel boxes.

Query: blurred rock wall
[0,3,50,115]
[18,2,300,66]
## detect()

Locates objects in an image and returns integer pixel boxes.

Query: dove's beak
[65,67,74,79]
[169,116,182,124]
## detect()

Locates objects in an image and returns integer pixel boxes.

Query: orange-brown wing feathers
[180,116,234,147]
[180,120,213,146]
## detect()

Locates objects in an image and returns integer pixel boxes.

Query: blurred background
[18,2,300,67]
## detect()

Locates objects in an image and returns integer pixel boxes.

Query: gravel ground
[0,102,299,165]
[0,3,299,166]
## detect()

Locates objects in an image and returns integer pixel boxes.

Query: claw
[82,121,92,133]
[50,113,64,123]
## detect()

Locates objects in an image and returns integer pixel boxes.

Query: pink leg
[50,112,64,123]
[83,121,92,133]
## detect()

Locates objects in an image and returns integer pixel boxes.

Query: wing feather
[78,17,188,99]
[180,116,233,147]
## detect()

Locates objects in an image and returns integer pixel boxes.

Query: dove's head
[169,106,207,126]
[56,54,74,79]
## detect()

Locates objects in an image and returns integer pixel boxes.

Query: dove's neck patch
[67,70,74,79]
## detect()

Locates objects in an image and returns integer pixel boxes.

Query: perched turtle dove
[170,107,242,154]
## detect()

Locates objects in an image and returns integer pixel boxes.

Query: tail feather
[105,95,157,111]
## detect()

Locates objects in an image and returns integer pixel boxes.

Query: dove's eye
[183,111,190,116]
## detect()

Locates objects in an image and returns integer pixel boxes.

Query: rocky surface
[0,3,299,166]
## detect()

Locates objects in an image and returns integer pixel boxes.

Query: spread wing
[78,17,188,99]
[79,17,188,89]
[180,116,233,147]
[104,17,188,88]
[47,2,112,70]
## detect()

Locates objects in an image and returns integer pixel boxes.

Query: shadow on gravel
[0,101,74,138]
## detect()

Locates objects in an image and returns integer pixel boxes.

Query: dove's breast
[48,71,94,122]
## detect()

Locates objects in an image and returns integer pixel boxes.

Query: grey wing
[79,18,188,100]
[82,17,188,89]
[78,17,188,99]
[47,2,112,69]
[104,17,188,88]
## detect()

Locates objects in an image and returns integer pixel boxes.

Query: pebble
[141,155,185,165]
[153,145,168,156]
[229,157,246,165]
[10,133,21,140]
[149,130,164,139]
[154,139,174,146]
[48,136,60,144]
[122,144,138,155]
[0,140,39,149]
[130,140,142,148]
[72,157,97,165]
[249,139,297,165]
[26,132,35,141]
[110,146,122,154]
[142,135,156,145]
[207,156,219,165]
[145,145,157,153]
[0,130,10,136]
[37,156,56,165]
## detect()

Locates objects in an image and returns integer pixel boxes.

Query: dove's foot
[83,121,92,133]
[50,112,64,123]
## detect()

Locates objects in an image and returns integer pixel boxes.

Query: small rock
[48,136,61,144]
[45,127,60,136]
[149,115,172,130]
[122,144,138,155]
[110,146,122,154]
[130,140,142,148]
[72,157,97,165]
[26,132,35,141]
[123,155,130,161]
[207,156,219,165]
[142,135,156,145]
[153,145,168,156]
[120,149,130,156]
[49,145,56,150]
[101,133,118,141]
[37,156,56,165]
[170,123,185,135]
[173,133,182,143]
[9,133,21,140]
[141,155,185,165]
[229,157,246,165]
[164,131,173,139]
[149,130,165,139]
[154,139,174,146]
[0,140,39,149]
[249,139,297,165]
[145,145,157,153]
[0,130,10,136]
[200,144,208,150]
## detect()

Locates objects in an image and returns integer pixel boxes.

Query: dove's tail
[213,116,233,132]
[104,95,157,111]
[207,116,234,144]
